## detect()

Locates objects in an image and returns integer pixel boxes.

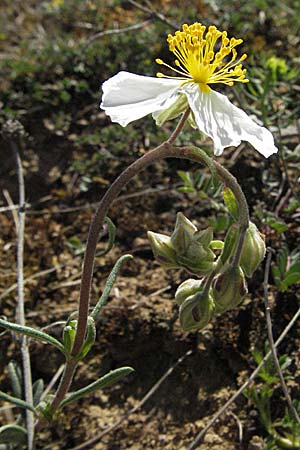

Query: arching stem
[49,140,249,418]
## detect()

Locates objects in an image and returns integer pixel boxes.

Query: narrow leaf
[0,318,65,353]
[77,316,96,359]
[91,254,133,319]
[280,272,300,291]
[0,391,35,412]
[97,216,116,257]
[33,379,44,406]
[8,361,23,400]
[60,367,134,409]
[177,170,193,186]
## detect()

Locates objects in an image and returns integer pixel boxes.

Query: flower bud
[194,227,214,247]
[176,240,215,274]
[175,278,203,306]
[240,222,266,277]
[171,212,197,254]
[179,291,215,332]
[213,267,247,314]
[147,231,179,269]
[171,213,215,275]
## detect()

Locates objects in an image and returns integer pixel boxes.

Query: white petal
[182,83,278,157]
[100,71,181,126]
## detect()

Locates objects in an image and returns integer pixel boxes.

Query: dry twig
[263,249,300,424]
[187,304,300,449]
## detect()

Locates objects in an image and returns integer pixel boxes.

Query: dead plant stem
[187,305,300,449]
[12,141,35,450]
[263,249,300,424]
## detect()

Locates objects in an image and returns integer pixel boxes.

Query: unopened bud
[171,213,215,275]
[176,240,215,274]
[171,212,197,254]
[194,227,213,247]
[240,222,266,277]
[147,231,179,269]
[175,278,203,306]
[179,291,215,332]
[213,267,247,314]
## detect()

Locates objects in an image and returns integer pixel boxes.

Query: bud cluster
[147,212,215,275]
[148,213,266,332]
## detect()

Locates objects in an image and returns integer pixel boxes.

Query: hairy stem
[49,112,191,417]
[167,108,190,144]
[49,131,248,417]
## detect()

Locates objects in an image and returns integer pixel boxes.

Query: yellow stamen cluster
[156,23,249,91]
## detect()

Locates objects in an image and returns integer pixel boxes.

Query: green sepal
[223,186,239,221]
[179,291,215,332]
[0,424,27,446]
[0,318,65,354]
[209,240,224,250]
[59,367,134,409]
[213,266,248,314]
[240,222,266,277]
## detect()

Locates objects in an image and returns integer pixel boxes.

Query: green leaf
[67,236,85,255]
[223,187,239,221]
[177,170,193,186]
[287,263,300,275]
[272,266,281,284]
[97,216,116,257]
[0,425,27,446]
[178,186,196,193]
[8,361,22,400]
[33,379,44,406]
[91,254,133,319]
[63,319,77,355]
[59,367,134,409]
[265,215,288,233]
[280,272,300,291]
[0,318,65,354]
[0,391,35,412]
[277,247,288,274]
[76,316,96,359]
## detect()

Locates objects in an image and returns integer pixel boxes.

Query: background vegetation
[0,0,299,448]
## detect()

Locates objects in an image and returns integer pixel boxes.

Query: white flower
[100,23,278,158]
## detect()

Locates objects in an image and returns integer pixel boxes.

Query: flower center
[156,23,249,92]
